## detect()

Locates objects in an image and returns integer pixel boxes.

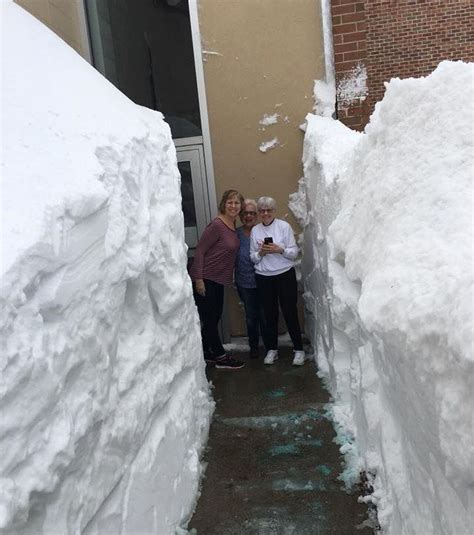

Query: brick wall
[331,0,474,130]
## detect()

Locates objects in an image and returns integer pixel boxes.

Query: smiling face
[240,202,258,230]
[258,206,275,226]
[224,194,242,219]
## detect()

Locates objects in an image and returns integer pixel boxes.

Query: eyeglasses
[243,211,257,216]
[258,208,274,213]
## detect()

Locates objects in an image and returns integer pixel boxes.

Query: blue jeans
[236,286,271,350]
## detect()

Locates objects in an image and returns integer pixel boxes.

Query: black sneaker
[249,346,260,359]
[204,352,216,365]
[214,355,245,369]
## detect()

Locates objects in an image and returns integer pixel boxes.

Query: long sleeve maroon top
[189,217,240,286]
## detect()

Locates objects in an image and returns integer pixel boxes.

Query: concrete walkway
[189,348,372,534]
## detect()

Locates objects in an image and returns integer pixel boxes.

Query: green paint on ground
[316,464,332,477]
[269,443,300,456]
[300,438,323,448]
[267,388,286,398]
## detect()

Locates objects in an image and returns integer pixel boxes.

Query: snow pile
[0,3,212,534]
[292,61,473,534]
[312,79,335,118]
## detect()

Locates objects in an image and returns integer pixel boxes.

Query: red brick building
[331,0,474,130]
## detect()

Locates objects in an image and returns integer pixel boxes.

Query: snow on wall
[259,137,280,153]
[336,63,368,109]
[291,61,473,534]
[0,3,213,534]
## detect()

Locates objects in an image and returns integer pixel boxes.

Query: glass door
[176,145,209,254]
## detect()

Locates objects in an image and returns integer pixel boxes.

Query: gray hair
[243,198,257,210]
[257,196,276,210]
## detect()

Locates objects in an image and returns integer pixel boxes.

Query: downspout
[320,0,337,118]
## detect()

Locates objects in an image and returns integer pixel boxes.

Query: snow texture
[259,138,280,153]
[336,63,368,108]
[312,79,336,118]
[291,61,473,534]
[0,3,213,533]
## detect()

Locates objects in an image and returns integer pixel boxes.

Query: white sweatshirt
[250,218,299,276]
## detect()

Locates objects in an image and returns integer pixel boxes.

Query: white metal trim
[188,0,218,222]
[196,145,211,222]
[77,1,93,63]
[173,136,203,147]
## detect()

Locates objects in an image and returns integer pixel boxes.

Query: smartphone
[264,237,273,244]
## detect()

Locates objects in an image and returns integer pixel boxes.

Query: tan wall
[14,0,89,59]
[198,0,326,336]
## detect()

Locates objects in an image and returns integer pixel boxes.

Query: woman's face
[224,195,242,219]
[240,203,258,229]
[258,206,275,225]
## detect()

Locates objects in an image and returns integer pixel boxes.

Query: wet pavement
[189,348,373,534]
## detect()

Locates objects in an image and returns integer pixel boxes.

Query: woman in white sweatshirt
[250,196,305,366]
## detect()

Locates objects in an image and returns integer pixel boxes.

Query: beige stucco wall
[14,0,89,59]
[197,0,326,336]
[198,0,325,206]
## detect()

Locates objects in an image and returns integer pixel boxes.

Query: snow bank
[0,3,213,534]
[291,61,473,534]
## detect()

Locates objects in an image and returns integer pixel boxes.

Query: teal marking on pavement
[300,438,323,448]
[267,388,286,398]
[316,464,332,477]
[269,443,300,456]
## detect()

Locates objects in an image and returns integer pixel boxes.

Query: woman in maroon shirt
[189,189,245,369]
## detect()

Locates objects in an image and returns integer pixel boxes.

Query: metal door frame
[176,144,210,249]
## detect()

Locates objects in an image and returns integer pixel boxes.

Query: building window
[85,0,202,139]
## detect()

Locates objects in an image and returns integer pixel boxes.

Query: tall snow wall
[0,3,213,533]
[291,61,473,534]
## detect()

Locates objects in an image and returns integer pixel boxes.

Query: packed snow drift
[0,2,213,534]
[291,61,473,534]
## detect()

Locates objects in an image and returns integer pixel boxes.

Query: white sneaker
[264,350,278,365]
[292,350,306,366]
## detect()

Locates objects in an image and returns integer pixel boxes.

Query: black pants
[193,279,225,357]
[256,268,303,351]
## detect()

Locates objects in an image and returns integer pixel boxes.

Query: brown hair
[218,189,245,215]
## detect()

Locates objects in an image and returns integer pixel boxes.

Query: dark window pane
[86,0,201,138]
[178,161,197,227]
